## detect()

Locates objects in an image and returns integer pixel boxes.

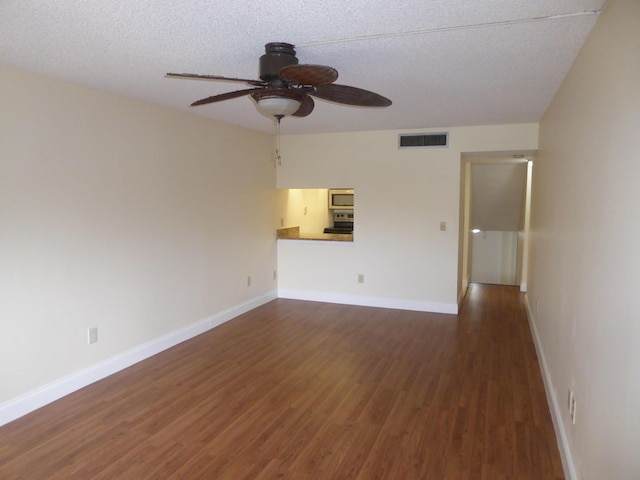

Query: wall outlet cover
[88,327,98,345]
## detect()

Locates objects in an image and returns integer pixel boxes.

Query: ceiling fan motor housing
[259,42,298,81]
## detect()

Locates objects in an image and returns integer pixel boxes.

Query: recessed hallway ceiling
[0,1,607,134]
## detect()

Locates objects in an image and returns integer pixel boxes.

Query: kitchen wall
[0,67,277,416]
[277,188,332,234]
[277,124,538,313]
[527,1,640,478]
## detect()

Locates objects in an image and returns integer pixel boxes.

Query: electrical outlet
[358,274,365,284]
[440,221,447,231]
[88,327,98,345]
[273,270,277,280]
[247,276,252,287]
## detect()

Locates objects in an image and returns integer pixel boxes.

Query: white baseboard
[0,292,277,427]
[278,289,458,315]
[524,295,576,480]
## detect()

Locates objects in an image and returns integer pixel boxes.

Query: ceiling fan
[167,42,392,120]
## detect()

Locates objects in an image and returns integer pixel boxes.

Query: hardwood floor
[0,284,564,479]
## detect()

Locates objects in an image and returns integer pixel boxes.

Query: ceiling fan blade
[311,84,392,107]
[292,96,315,117]
[167,73,265,87]
[191,87,264,106]
[279,64,338,86]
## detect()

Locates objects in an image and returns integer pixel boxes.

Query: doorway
[459,155,533,295]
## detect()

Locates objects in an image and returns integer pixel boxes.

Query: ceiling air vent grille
[398,132,449,149]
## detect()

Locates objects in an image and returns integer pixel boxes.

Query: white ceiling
[0,1,606,134]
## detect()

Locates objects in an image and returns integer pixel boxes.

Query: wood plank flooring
[0,284,564,479]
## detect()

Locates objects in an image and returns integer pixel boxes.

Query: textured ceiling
[0,0,607,134]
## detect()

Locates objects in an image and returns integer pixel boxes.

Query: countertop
[277,226,353,242]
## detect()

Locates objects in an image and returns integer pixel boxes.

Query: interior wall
[459,160,472,301]
[0,67,277,406]
[518,159,533,292]
[277,124,538,312]
[527,1,640,478]
[470,231,518,285]
[516,230,525,286]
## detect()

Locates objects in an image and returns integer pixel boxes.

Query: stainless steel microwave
[328,189,354,210]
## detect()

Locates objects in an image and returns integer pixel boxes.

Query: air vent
[398,133,449,149]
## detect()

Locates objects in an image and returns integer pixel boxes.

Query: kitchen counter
[277,226,353,242]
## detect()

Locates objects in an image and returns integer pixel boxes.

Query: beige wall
[528,1,640,478]
[0,67,277,405]
[277,124,538,312]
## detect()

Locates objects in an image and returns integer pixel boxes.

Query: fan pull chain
[275,115,283,166]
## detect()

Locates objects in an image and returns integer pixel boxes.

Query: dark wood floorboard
[0,283,564,479]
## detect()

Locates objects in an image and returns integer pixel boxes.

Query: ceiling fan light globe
[256,97,301,117]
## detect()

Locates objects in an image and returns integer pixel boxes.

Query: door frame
[458,153,534,302]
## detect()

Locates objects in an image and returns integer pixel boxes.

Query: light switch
[440,222,447,231]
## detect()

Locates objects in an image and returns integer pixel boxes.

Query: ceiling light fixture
[252,89,304,119]
[255,96,301,117]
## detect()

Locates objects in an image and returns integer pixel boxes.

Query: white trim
[278,289,458,315]
[0,292,277,427]
[524,295,576,480]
